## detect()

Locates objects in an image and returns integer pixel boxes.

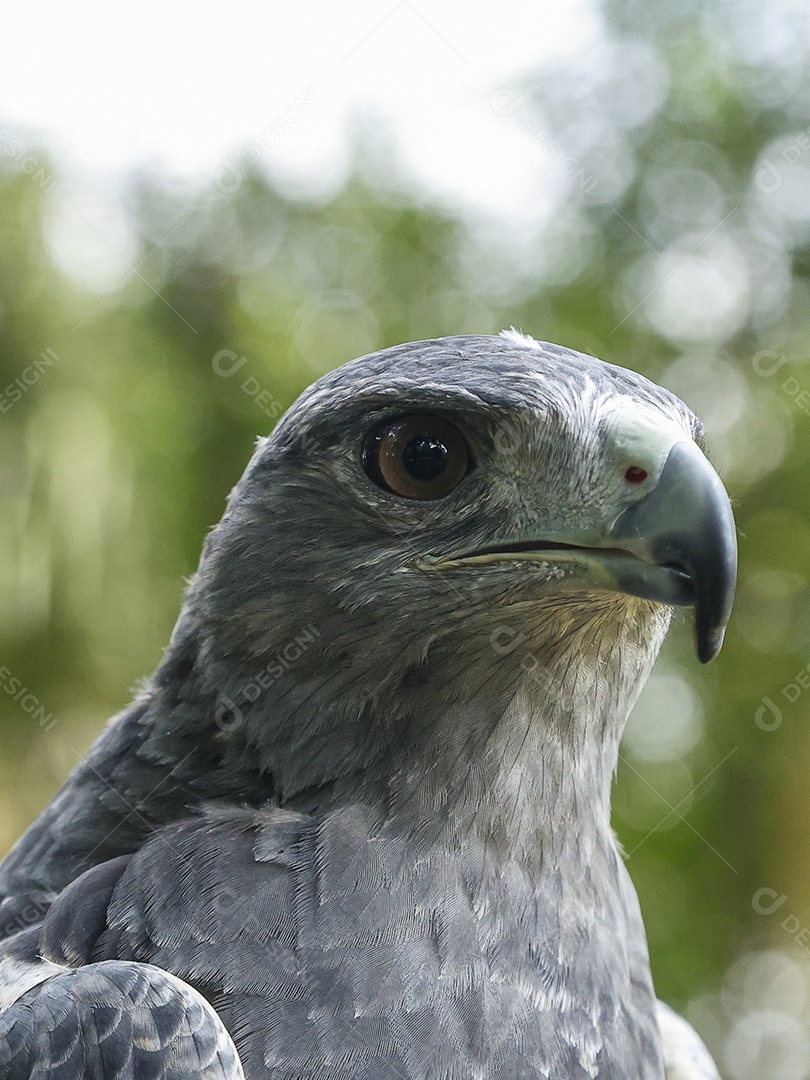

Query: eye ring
[363,413,470,500]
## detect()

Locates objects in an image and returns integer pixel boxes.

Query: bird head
[176,333,736,809]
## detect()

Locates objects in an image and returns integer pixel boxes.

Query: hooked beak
[607,440,736,662]
[420,440,737,663]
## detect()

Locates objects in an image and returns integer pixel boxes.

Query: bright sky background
[1,0,599,220]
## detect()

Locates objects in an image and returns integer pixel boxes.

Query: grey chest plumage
[76,799,663,1080]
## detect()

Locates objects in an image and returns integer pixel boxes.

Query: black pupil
[402,434,448,481]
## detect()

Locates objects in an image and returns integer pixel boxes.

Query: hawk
[0,333,735,1078]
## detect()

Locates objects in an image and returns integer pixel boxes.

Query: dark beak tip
[699,630,721,660]
[696,626,725,664]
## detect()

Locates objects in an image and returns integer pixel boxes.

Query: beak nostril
[624,466,649,484]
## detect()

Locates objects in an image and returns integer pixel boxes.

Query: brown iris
[363,413,470,499]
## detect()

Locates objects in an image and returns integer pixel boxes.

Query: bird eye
[363,413,470,500]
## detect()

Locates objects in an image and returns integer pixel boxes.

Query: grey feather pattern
[0,960,244,1079]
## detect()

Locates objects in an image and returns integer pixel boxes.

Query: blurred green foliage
[2,3,810,1073]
